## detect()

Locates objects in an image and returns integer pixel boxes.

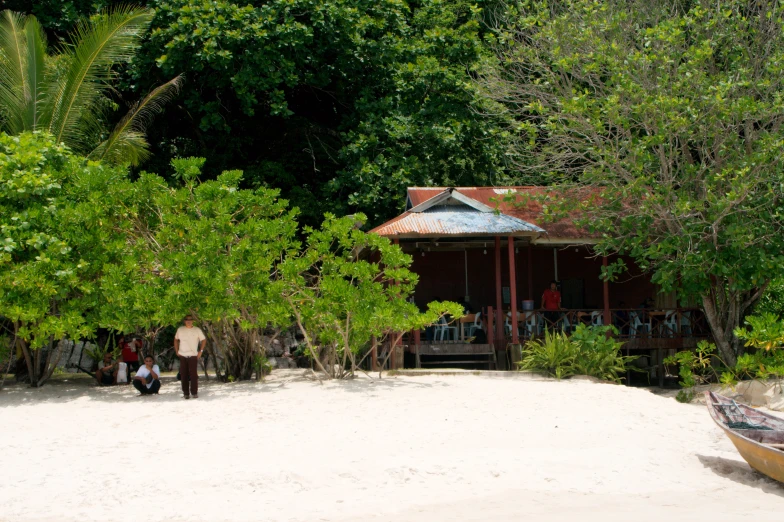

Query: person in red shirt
[119,335,140,384]
[542,280,563,330]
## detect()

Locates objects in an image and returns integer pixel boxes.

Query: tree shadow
[0,370,445,405]
[697,454,784,497]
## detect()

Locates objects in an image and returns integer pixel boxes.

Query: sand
[1,370,782,522]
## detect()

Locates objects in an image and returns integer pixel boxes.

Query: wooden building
[371,187,711,382]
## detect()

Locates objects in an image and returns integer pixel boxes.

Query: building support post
[494,236,504,347]
[508,236,519,344]
[527,245,533,301]
[602,256,611,327]
[487,306,494,348]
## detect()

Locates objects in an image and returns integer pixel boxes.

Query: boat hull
[720,426,784,483]
[705,391,784,484]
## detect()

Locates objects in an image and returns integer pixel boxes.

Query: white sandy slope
[1,371,783,522]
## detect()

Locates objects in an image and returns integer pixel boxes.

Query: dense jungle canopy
[5,0,514,225]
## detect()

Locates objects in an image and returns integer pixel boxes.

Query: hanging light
[483,243,487,255]
[421,250,425,257]
[515,247,519,254]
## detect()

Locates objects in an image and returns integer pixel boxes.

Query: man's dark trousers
[180,356,198,397]
[133,379,161,394]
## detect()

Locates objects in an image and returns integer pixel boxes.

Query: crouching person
[133,355,161,395]
[96,352,119,386]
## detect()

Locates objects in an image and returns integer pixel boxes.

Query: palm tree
[0,6,182,165]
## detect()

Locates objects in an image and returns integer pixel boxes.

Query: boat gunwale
[704,391,784,475]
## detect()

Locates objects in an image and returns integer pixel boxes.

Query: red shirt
[121,341,138,362]
[542,289,561,310]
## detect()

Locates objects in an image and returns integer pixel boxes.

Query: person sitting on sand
[132,355,161,396]
[95,352,119,386]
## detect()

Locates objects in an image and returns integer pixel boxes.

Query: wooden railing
[520,308,710,340]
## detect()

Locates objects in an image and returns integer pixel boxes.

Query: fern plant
[518,330,577,379]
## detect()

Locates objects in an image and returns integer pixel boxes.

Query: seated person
[95,352,118,386]
[133,355,161,395]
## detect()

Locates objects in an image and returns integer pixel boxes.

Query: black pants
[123,361,140,384]
[133,379,161,395]
[179,356,198,396]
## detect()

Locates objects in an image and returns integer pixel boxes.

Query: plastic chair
[662,310,678,337]
[590,311,603,326]
[524,311,541,337]
[463,312,481,338]
[629,311,650,337]
[435,316,457,341]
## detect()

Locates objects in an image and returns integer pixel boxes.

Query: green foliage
[484,0,784,366]
[0,132,127,385]
[735,313,784,352]
[101,156,300,381]
[666,339,784,401]
[0,7,181,165]
[279,213,462,378]
[755,279,784,318]
[122,0,510,224]
[676,390,695,404]
[664,341,724,392]
[518,330,577,379]
[570,324,637,384]
[519,325,636,382]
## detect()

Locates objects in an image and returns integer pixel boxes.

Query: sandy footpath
[1,370,782,522]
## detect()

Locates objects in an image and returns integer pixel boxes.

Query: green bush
[665,338,784,402]
[570,324,638,383]
[517,325,637,383]
[518,330,577,379]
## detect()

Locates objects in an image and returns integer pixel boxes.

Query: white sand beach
[1,370,782,522]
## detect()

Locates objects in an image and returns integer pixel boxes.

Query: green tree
[123,0,508,223]
[102,157,300,381]
[0,132,127,386]
[279,213,462,378]
[482,0,784,365]
[0,6,181,166]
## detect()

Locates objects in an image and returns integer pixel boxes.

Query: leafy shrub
[518,330,577,379]
[570,324,638,383]
[734,313,784,351]
[518,325,636,382]
[666,338,784,402]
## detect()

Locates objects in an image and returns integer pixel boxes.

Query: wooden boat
[705,391,784,483]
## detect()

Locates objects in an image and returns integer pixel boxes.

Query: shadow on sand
[697,454,784,497]
[0,369,445,405]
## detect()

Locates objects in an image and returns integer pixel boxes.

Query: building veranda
[370,187,711,384]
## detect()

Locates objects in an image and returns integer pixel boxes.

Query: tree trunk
[701,282,767,368]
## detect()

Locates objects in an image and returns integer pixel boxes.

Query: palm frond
[0,10,28,133]
[92,75,184,166]
[22,15,47,131]
[91,129,150,166]
[44,5,152,153]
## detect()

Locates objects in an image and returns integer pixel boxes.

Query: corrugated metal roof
[399,187,596,240]
[371,205,544,237]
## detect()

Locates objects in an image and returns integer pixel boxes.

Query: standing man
[174,315,206,399]
[541,280,563,330]
[119,335,140,385]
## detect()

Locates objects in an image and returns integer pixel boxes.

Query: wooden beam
[495,236,504,346]
[508,236,518,344]
[487,306,494,348]
[527,244,533,301]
